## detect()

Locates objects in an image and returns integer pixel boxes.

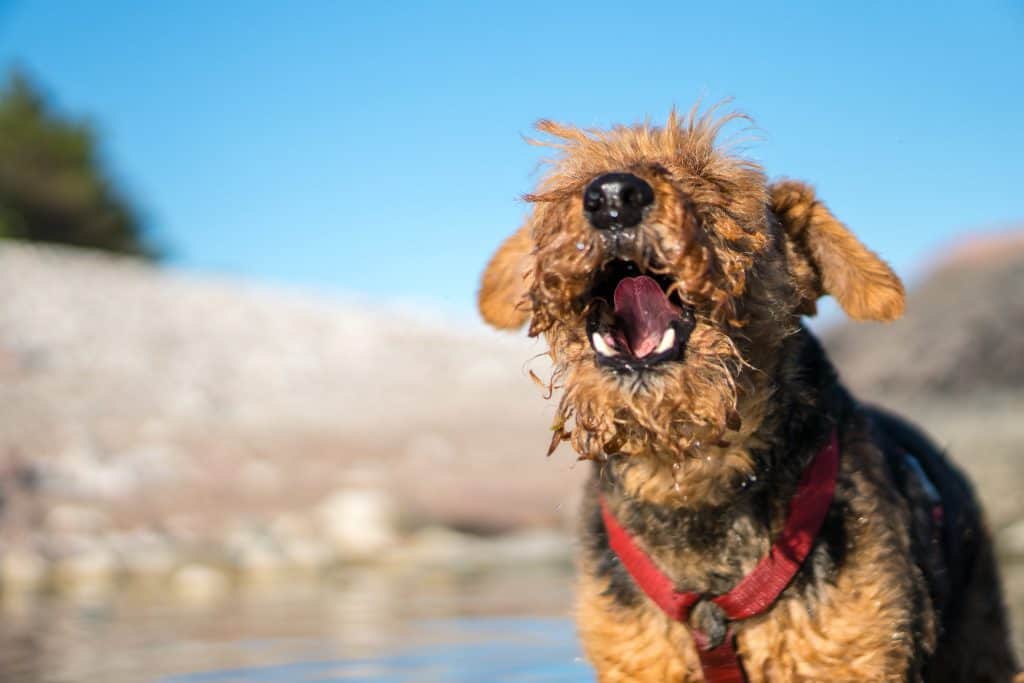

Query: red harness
[599,430,840,683]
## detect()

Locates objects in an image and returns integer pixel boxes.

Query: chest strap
[600,430,840,682]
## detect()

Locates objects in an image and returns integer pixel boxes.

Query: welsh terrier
[478,108,1020,682]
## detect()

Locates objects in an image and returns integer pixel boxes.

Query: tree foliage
[0,69,156,258]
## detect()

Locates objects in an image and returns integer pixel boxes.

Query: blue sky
[1,1,1022,318]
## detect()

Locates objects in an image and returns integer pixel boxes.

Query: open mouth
[584,260,696,371]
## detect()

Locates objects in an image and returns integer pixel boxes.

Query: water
[1,561,1022,683]
[0,565,592,683]
[161,619,588,683]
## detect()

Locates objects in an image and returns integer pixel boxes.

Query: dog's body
[478,109,1018,682]
[576,338,1014,682]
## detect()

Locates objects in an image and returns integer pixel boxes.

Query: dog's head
[479,109,904,474]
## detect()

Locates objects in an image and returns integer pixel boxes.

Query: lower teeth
[654,327,676,354]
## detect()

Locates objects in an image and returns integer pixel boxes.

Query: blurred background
[0,1,1022,681]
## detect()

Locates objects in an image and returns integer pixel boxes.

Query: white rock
[232,544,286,578]
[1,547,48,591]
[316,488,398,559]
[172,564,229,600]
[51,543,119,591]
[110,531,177,578]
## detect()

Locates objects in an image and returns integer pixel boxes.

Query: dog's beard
[526,201,766,464]
[547,322,744,461]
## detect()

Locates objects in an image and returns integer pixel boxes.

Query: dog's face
[480,110,905,469]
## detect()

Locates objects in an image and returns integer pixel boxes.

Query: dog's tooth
[655,327,676,354]
[592,333,619,357]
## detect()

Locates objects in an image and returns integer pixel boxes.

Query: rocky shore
[0,241,581,597]
[1,238,1022,602]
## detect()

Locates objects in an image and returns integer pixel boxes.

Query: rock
[0,242,572,564]
[51,541,119,593]
[1,546,48,591]
[109,530,177,579]
[393,527,570,569]
[279,538,334,572]
[997,519,1024,559]
[486,529,571,565]
[265,514,334,572]
[231,543,286,579]
[45,504,111,535]
[389,525,477,566]
[172,564,229,600]
[316,488,398,559]
[44,444,181,500]
[226,524,288,579]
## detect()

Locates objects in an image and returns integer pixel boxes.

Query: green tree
[0,69,156,258]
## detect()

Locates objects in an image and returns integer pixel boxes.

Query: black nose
[583,172,655,231]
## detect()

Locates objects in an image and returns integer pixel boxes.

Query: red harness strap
[600,430,840,682]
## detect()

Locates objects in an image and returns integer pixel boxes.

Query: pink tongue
[612,276,680,357]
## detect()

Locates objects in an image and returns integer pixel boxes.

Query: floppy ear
[770,180,905,322]
[478,224,533,329]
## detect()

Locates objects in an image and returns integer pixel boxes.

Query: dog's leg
[576,573,703,682]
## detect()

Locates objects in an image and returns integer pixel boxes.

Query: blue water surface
[161,617,594,683]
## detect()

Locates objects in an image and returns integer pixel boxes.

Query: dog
[478,108,1020,682]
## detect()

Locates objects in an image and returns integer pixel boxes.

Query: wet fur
[479,107,1019,681]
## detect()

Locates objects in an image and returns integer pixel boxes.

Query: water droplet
[575,241,586,251]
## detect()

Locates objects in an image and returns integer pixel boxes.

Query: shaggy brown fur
[479,107,1020,682]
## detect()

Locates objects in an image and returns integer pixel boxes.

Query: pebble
[1,546,48,592]
[51,543,119,593]
[317,488,398,560]
[172,564,230,601]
